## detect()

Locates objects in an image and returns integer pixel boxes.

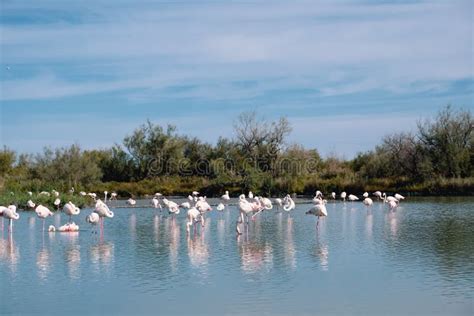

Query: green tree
[0,147,16,177]
[418,106,473,178]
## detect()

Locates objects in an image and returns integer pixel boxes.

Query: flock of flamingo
[0,189,405,236]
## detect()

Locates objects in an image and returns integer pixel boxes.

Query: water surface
[1,197,473,315]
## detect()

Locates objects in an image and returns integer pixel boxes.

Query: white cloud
[0,0,471,157]
[1,0,472,101]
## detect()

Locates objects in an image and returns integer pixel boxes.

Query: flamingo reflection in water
[217,216,226,245]
[90,240,114,275]
[284,216,297,269]
[36,246,51,280]
[64,232,81,279]
[387,211,399,237]
[153,215,160,242]
[169,218,180,272]
[366,210,373,239]
[315,240,329,272]
[28,216,36,231]
[129,213,137,240]
[187,233,209,270]
[237,236,273,275]
[0,234,20,273]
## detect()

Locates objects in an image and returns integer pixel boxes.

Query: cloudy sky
[0,0,472,157]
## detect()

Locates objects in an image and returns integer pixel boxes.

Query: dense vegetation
[1,106,472,201]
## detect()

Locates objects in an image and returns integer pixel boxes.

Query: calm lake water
[1,197,473,315]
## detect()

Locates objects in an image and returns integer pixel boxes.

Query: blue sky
[1,0,472,158]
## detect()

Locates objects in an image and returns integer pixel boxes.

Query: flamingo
[0,206,4,230]
[306,204,328,228]
[186,207,204,234]
[110,192,118,200]
[95,199,114,230]
[27,200,36,209]
[331,192,336,200]
[195,198,212,214]
[127,198,136,206]
[250,197,272,218]
[53,198,61,210]
[79,191,87,196]
[315,190,323,198]
[63,201,80,223]
[221,191,230,202]
[2,205,19,233]
[259,197,273,210]
[86,212,100,233]
[388,200,398,210]
[363,198,373,208]
[348,194,359,202]
[236,194,263,235]
[274,198,283,210]
[313,197,327,205]
[363,192,369,198]
[52,190,59,197]
[191,198,212,231]
[69,187,75,194]
[28,191,33,196]
[248,191,254,199]
[180,202,192,209]
[341,192,347,202]
[283,195,296,212]
[373,191,383,201]
[394,193,405,201]
[39,191,50,197]
[0,206,7,231]
[192,191,200,196]
[216,203,225,211]
[104,191,108,203]
[58,222,79,232]
[384,194,398,204]
[152,197,162,209]
[35,205,53,232]
[163,198,180,216]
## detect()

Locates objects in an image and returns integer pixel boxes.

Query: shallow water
[1,197,473,315]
